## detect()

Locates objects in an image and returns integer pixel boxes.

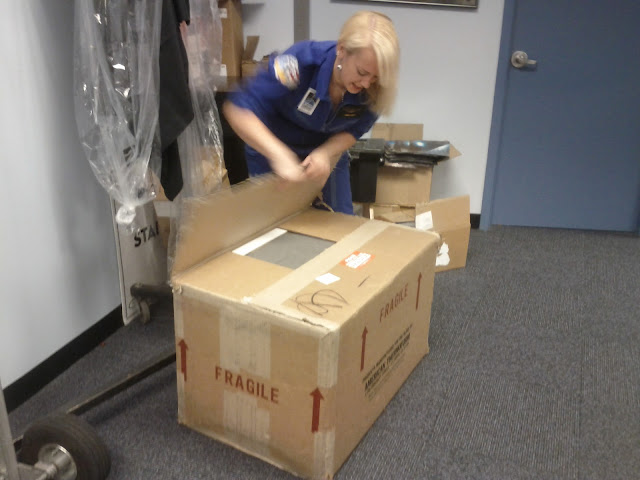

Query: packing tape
[219,303,271,379]
[173,294,185,339]
[174,296,186,420]
[317,330,340,389]
[223,390,271,445]
[313,428,336,478]
[249,221,390,392]
[251,220,390,320]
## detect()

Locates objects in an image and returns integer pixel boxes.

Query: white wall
[244,0,505,213]
[0,2,120,386]
[311,1,504,213]
[242,0,295,59]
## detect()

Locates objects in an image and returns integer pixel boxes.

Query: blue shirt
[228,40,378,159]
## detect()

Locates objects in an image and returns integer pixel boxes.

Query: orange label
[341,251,374,269]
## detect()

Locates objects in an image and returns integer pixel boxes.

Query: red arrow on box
[310,388,324,433]
[361,327,368,371]
[178,339,188,382]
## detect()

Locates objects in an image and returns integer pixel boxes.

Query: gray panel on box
[247,232,335,269]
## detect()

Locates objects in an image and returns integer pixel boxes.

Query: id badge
[297,88,320,115]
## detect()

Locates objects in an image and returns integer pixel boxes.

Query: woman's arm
[222,101,305,182]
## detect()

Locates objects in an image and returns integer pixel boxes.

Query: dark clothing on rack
[159,0,193,200]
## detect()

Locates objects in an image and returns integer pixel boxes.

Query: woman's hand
[271,148,306,183]
[301,149,332,185]
[223,102,307,183]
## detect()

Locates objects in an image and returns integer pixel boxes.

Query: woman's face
[336,46,379,94]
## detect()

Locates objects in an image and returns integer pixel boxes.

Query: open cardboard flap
[172,174,321,278]
[416,195,470,271]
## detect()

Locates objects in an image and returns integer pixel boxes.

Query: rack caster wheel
[138,299,151,324]
[19,414,110,480]
[130,282,173,324]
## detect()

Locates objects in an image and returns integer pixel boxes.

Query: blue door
[481,0,640,232]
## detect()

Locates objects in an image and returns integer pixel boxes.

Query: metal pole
[11,348,176,454]
[63,347,176,417]
[0,381,20,480]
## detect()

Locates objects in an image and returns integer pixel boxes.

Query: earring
[337,64,342,71]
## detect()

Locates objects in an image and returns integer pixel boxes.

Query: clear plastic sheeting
[73,0,163,227]
[177,0,225,199]
[165,0,226,274]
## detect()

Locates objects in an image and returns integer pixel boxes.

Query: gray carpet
[8,226,640,479]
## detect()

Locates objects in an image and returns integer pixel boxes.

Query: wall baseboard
[471,214,480,229]
[3,307,123,413]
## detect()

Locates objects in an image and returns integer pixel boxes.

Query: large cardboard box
[416,195,471,272]
[219,0,243,78]
[171,175,440,479]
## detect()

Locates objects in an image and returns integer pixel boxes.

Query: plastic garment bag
[164,0,226,274]
[176,0,225,199]
[73,0,163,228]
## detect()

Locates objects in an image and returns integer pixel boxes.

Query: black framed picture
[358,0,477,7]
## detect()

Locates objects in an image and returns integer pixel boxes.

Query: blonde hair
[338,11,400,116]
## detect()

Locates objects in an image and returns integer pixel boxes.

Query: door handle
[511,51,537,69]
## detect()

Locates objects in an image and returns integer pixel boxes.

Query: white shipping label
[316,273,340,285]
[233,228,287,256]
[341,251,373,269]
[219,8,228,18]
[415,210,434,231]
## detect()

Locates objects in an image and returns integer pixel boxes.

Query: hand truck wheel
[19,413,110,480]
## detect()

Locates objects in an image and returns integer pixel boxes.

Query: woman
[223,11,399,214]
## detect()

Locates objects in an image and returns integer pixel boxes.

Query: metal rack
[1,347,175,480]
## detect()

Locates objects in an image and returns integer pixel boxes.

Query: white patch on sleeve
[273,54,299,89]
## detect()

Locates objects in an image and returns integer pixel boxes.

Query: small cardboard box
[375,167,433,206]
[365,204,416,224]
[171,175,439,479]
[368,123,460,206]
[364,196,471,273]
[219,0,243,77]
[371,123,423,141]
[152,176,172,249]
[241,35,265,78]
[416,195,471,272]
[371,123,430,206]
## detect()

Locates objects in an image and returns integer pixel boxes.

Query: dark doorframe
[480,0,515,230]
